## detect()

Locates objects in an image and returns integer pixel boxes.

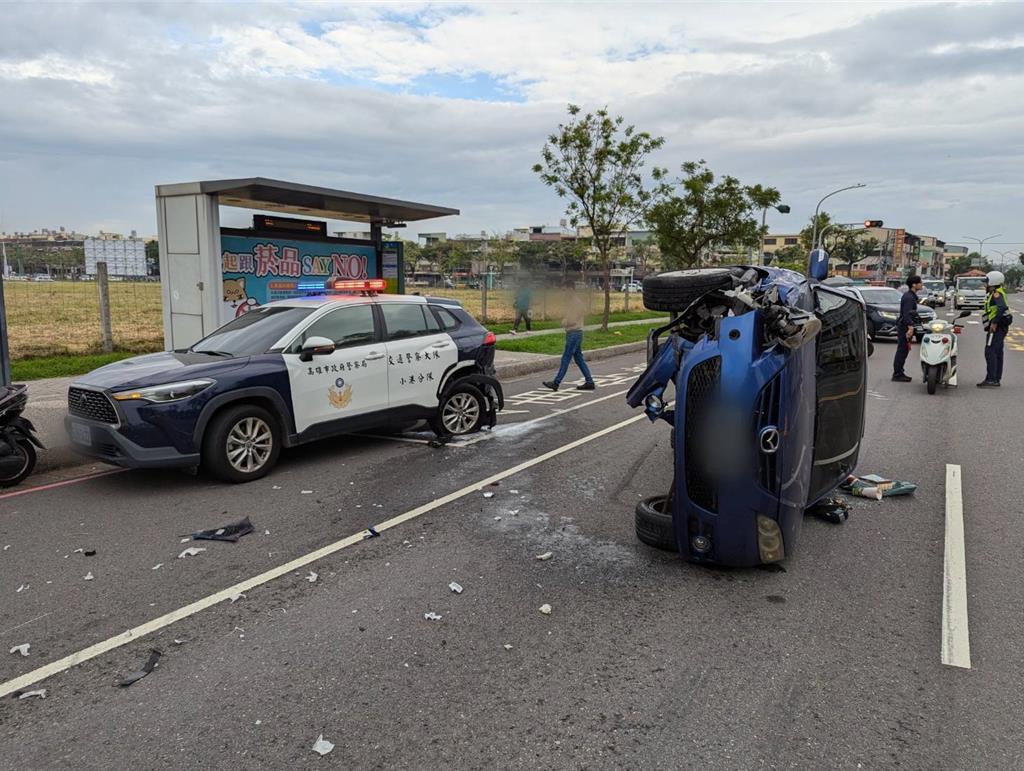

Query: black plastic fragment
[809,496,850,525]
[116,648,162,687]
[363,526,380,540]
[189,517,254,542]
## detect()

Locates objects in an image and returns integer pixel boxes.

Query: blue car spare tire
[635,495,678,552]
[642,269,735,313]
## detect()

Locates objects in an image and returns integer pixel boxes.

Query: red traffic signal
[864,220,883,228]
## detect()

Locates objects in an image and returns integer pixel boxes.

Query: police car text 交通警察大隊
[64,280,504,482]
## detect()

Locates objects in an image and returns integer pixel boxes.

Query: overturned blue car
[627,260,868,567]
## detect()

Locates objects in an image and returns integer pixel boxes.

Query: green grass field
[495,320,660,355]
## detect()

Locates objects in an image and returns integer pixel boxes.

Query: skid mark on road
[0,410,651,699]
[942,463,971,669]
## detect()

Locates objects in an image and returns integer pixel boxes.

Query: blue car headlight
[112,379,214,404]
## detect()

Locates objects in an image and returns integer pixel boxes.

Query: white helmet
[986,270,1005,286]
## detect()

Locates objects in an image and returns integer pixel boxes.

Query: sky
[1,1,1022,256]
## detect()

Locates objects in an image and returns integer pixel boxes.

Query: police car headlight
[879,311,897,320]
[113,379,214,404]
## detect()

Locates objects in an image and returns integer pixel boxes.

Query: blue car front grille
[685,356,721,512]
[755,376,781,493]
[68,387,118,424]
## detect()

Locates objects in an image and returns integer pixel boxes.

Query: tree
[798,212,835,254]
[947,251,990,282]
[770,245,804,270]
[629,236,658,277]
[647,160,779,270]
[1004,266,1024,289]
[486,233,517,277]
[534,104,666,330]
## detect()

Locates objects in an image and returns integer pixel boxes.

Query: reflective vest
[984,286,1007,323]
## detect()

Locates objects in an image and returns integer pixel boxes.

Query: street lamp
[961,233,1001,265]
[811,183,866,252]
[759,203,790,266]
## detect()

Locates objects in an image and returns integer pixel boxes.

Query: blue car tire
[635,495,677,552]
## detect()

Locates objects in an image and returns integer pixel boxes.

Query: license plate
[70,422,91,446]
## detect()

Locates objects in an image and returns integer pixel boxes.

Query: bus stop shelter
[155,177,458,350]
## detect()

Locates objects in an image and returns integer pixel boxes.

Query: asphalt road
[1,304,1023,770]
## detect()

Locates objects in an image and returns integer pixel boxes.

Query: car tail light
[953,328,962,335]
[327,278,387,293]
[483,331,496,346]
[756,515,785,563]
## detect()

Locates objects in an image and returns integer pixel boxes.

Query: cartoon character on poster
[223,276,260,319]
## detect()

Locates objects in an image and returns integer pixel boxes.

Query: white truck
[954,275,987,310]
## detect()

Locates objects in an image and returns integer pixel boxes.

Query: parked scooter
[920,311,971,394]
[0,384,44,486]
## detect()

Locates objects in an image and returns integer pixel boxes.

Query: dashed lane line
[942,463,972,669]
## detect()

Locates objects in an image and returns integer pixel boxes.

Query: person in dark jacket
[892,275,923,382]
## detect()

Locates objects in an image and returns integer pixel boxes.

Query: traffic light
[864,220,883,228]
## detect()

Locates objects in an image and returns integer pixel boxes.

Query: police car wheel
[203,404,281,483]
[635,495,678,552]
[432,383,486,436]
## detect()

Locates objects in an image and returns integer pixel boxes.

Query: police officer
[892,275,923,382]
[978,270,1011,388]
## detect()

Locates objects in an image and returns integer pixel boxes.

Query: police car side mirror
[299,336,336,363]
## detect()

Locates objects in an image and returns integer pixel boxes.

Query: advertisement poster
[220,234,377,323]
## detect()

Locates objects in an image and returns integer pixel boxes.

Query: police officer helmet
[985,270,1005,287]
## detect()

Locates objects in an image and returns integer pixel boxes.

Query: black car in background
[849,286,936,342]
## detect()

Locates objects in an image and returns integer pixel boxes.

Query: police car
[64,280,504,482]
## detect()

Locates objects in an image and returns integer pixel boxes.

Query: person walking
[892,274,923,382]
[978,270,1011,388]
[511,282,532,334]
[543,280,595,391]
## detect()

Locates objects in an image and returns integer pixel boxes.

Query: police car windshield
[859,288,903,304]
[191,306,314,357]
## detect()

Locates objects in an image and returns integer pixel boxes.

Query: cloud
[0,0,1022,251]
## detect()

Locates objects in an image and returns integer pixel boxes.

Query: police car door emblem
[758,426,780,454]
[328,380,352,409]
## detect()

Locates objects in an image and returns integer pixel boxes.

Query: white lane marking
[942,463,971,669]
[0,409,651,699]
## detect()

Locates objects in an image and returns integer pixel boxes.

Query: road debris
[9,643,30,657]
[312,734,335,756]
[3,544,10,551]
[503,644,513,650]
[809,496,850,525]
[73,548,83,554]
[178,547,206,559]
[115,648,162,687]
[483,492,495,499]
[189,516,254,542]
[151,563,163,570]
[272,485,281,490]
[363,526,380,540]
[229,593,246,603]
[301,490,313,495]
[539,604,552,615]
[424,612,443,621]
[83,572,94,581]
[841,474,917,500]
[264,529,271,536]
[510,489,519,494]
[493,516,502,521]
[448,581,463,594]
[15,689,46,700]
[84,549,96,557]
[535,552,553,561]
[16,584,27,593]
[306,571,318,583]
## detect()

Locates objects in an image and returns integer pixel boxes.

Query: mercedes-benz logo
[758,426,780,454]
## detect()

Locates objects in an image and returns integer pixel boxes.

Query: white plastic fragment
[180,538,190,544]
[73,548,83,554]
[535,552,553,561]
[18,689,46,700]
[448,581,463,594]
[152,564,163,570]
[494,516,502,521]
[83,572,94,581]
[312,734,335,756]
[16,584,27,593]
[539,604,552,615]
[9,643,30,657]
[482,492,495,498]
[214,528,225,536]
[264,530,271,536]
[301,490,313,495]
[229,593,246,603]
[178,547,206,559]
[306,571,318,583]
[3,544,10,550]
[503,644,513,650]
[424,612,443,621]
[272,485,281,490]
[510,490,519,494]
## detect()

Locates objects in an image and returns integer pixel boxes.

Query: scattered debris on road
[229,593,246,603]
[503,644,513,650]
[301,490,313,495]
[312,734,335,756]
[483,492,495,499]
[151,563,163,570]
[535,552,553,561]
[83,572,94,581]
[424,612,443,621]
[9,643,30,657]
[84,549,96,557]
[493,516,502,521]
[306,571,318,583]
[115,648,162,687]
[15,688,46,700]
[448,581,463,594]
[841,474,917,500]
[539,604,552,615]
[3,544,10,551]
[178,547,206,559]
[189,516,254,542]
[809,496,850,524]
[363,526,380,540]
[16,583,27,593]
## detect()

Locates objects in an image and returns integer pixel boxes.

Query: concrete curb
[494,341,646,380]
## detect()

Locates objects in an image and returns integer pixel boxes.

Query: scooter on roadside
[920,310,971,394]
[0,384,44,487]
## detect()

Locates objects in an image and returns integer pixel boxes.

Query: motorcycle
[920,310,971,394]
[0,384,44,487]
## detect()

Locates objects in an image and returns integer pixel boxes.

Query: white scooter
[920,310,971,394]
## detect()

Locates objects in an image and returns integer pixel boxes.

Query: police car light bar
[327,278,388,294]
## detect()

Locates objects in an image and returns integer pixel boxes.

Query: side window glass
[382,304,431,340]
[290,305,376,352]
[432,306,461,331]
[423,306,441,332]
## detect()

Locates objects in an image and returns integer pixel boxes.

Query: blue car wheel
[635,495,677,552]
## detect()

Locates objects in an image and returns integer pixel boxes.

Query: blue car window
[191,306,314,356]
[289,305,376,351]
